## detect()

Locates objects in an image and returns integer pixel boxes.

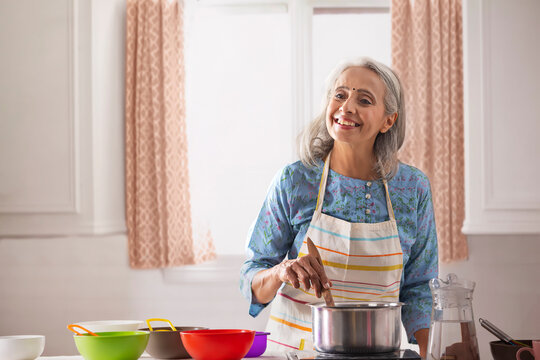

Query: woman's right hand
[273,255,332,298]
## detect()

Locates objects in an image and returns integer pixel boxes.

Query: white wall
[0,0,539,358]
[440,235,540,357]
[458,0,540,356]
[0,236,268,355]
[462,0,540,234]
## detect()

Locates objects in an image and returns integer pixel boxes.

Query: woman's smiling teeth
[335,118,360,127]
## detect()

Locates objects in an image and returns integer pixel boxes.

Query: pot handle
[67,324,98,337]
[146,318,177,332]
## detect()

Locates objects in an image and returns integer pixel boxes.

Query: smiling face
[326,66,397,150]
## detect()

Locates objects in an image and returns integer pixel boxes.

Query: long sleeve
[240,168,296,317]
[399,175,438,343]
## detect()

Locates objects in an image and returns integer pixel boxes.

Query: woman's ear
[380,113,398,134]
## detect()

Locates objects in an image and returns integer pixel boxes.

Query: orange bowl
[180,329,255,360]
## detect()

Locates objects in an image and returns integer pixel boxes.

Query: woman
[240,57,438,357]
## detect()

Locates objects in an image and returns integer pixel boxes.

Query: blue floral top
[240,160,438,343]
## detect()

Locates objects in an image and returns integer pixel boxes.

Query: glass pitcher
[427,274,480,360]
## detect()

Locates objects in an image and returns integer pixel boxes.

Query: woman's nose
[339,99,355,113]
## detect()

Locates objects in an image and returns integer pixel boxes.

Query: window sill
[161,254,245,284]
[462,220,540,235]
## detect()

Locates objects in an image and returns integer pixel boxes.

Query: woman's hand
[274,254,332,298]
[251,244,333,304]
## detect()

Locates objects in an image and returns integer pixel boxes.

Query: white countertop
[36,355,286,360]
[38,357,285,360]
[37,354,288,359]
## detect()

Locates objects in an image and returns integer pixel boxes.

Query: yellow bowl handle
[67,324,98,337]
[146,318,177,332]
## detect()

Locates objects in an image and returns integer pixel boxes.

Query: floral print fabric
[240,160,438,342]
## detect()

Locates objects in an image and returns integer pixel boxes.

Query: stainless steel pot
[310,301,403,354]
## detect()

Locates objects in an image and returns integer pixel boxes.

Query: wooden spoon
[306,237,335,307]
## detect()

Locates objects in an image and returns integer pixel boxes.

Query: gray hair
[298,57,406,179]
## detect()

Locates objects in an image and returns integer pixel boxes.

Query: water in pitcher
[427,274,480,360]
[427,319,480,360]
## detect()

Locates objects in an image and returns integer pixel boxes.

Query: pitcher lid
[429,273,475,292]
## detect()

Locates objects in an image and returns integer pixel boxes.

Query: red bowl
[180,329,255,360]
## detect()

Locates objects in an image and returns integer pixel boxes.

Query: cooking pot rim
[308,301,405,309]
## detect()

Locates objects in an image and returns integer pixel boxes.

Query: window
[312,7,391,115]
[184,0,391,255]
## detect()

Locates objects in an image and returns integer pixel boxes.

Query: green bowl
[73,331,149,360]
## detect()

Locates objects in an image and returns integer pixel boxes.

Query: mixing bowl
[141,326,207,359]
[69,326,149,360]
[310,301,403,354]
[0,335,45,360]
[139,317,207,359]
[245,331,270,357]
[490,340,534,360]
[180,329,255,360]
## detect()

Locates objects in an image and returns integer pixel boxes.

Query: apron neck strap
[382,179,396,220]
[315,151,396,220]
[315,152,331,214]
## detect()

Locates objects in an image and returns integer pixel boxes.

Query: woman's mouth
[334,118,360,127]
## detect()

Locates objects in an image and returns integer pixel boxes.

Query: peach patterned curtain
[391,0,467,262]
[125,0,216,268]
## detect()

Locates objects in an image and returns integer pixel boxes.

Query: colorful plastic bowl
[138,317,208,359]
[72,331,149,360]
[180,329,255,360]
[140,326,207,359]
[0,335,45,360]
[245,331,270,357]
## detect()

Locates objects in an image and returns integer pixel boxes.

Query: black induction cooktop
[287,349,422,360]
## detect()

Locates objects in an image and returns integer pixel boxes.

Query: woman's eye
[335,93,345,100]
[360,98,372,105]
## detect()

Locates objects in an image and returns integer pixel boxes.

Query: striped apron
[265,153,404,352]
